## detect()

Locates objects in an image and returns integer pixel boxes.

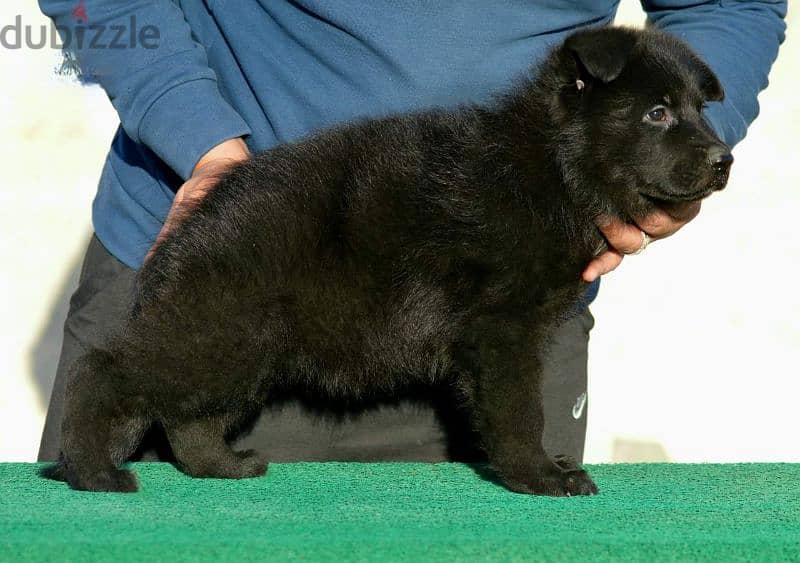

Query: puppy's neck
[478,84,607,257]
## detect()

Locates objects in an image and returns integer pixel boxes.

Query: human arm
[583,0,787,281]
[144,137,251,264]
[38,0,251,181]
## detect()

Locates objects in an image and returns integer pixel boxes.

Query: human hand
[582,201,702,282]
[144,137,250,264]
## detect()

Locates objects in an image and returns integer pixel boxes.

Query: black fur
[46,26,731,495]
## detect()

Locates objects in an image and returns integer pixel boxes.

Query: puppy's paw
[233,449,268,478]
[73,468,139,493]
[501,456,598,497]
[179,450,268,479]
[553,454,581,471]
[556,468,598,497]
[538,455,598,496]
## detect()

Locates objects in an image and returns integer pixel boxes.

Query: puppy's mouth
[639,186,715,204]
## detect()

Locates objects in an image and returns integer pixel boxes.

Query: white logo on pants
[572,392,587,420]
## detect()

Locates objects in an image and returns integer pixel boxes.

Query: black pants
[38,235,594,463]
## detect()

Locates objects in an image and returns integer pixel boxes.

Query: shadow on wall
[612,437,670,462]
[29,231,92,412]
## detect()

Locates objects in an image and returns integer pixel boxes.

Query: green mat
[1,462,799,561]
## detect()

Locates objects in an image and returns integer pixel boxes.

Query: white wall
[587,3,800,463]
[0,2,796,462]
[1,1,117,460]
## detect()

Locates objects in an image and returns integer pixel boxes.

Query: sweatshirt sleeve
[640,0,787,148]
[38,0,252,180]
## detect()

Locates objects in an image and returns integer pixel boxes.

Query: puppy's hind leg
[45,348,148,492]
[164,416,268,480]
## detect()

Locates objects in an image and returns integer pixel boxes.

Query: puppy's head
[553,27,731,219]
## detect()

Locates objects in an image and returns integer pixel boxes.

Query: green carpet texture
[1,462,799,562]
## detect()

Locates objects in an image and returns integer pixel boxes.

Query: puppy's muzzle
[708,145,733,191]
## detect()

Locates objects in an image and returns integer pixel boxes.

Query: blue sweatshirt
[39,0,786,275]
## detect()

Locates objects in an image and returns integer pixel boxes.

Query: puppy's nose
[707,145,733,192]
[709,146,733,169]
[712,152,734,167]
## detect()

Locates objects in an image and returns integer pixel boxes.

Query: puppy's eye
[646,107,668,122]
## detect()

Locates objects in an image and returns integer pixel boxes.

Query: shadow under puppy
[46,26,732,495]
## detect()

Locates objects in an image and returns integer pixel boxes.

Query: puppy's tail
[47,348,145,493]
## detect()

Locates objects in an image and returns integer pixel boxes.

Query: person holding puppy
[38,1,786,465]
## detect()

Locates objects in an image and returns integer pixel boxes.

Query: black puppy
[47,26,731,495]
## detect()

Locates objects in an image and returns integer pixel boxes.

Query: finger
[143,163,236,265]
[660,200,702,223]
[597,219,647,255]
[582,250,624,282]
[637,201,701,239]
[143,198,187,264]
[144,222,172,265]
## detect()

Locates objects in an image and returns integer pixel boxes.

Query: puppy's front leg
[459,324,598,496]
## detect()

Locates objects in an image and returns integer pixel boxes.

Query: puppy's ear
[696,62,724,102]
[565,28,638,83]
